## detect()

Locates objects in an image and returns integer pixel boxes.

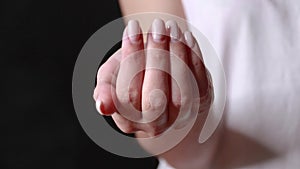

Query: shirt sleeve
[157,158,175,169]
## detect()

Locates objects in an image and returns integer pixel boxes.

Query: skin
[118,0,187,31]
[95,1,300,169]
[93,1,220,168]
[94,23,218,169]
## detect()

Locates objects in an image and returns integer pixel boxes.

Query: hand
[93,19,213,138]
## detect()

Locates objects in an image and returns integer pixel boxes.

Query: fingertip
[166,20,181,41]
[127,20,142,43]
[95,92,116,116]
[96,99,113,116]
[95,100,103,115]
[151,18,167,42]
[123,20,143,44]
[184,31,195,48]
[184,31,203,60]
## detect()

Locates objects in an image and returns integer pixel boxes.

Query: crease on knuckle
[192,59,204,71]
[143,95,166,113]
[173,95,190,108]
[118,87,140,106]
[172,94,181,108]
[128,87,140,105]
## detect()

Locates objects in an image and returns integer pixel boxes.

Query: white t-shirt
[158,0,300,168]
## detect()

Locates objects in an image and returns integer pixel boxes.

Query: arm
[118,0,188,33]
[118,0,186,21]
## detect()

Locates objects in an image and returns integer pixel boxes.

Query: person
[94,0,300,168]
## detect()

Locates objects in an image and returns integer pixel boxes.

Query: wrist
[158,114,223,169]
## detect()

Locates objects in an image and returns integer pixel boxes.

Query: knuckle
[172,95,181,108]
[143,95,166,113]
[117,87,140,106]
[181,96,190,106]
[173,95,191,108]
[192,59,203,70]
[142,101,152,112]
[114,118,136,134]
[93,89,98,101]
[93,94,97,101]
[119,124,136,134]
[117,89,130,104]
[151,98,165,110]
[128,87,140,105]
[97,64,108,78]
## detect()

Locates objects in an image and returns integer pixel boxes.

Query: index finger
[94,49,121,115]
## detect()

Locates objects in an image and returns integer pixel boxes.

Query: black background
[1,0,158,168]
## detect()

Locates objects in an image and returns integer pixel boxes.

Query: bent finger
[116,20,145,121]
[141,19,170,135]
[94,49,121,115]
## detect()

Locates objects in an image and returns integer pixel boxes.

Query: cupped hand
[93,19,213,138]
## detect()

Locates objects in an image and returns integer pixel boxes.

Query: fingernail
[96,100,104,115]
[152,18,166,42]
[184,31,195,48]
[166,20,181,41]
[128,20,141,43]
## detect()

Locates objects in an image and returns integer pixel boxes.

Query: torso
[182,0,300,168]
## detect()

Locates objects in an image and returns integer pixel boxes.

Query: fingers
[141,19,170,136]
[185,31,213,112]
[185,31,207,95]
[95,19,212,137]
[116,20,145,121]
[166,20,194,127]
[93,49,121,115]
